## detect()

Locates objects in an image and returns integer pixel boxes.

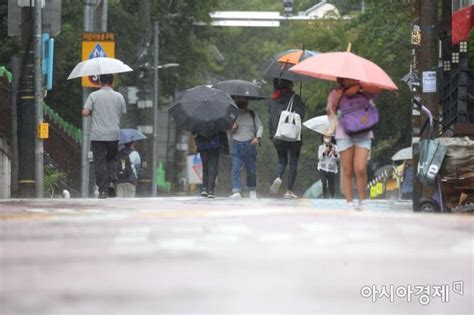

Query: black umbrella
[169,85,239,137]
[260,49,319,82]
[212,79,265,100]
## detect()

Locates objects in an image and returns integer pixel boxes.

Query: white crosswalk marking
[258,233,293,242]
[158,238,197,251]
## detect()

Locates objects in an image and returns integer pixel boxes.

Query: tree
[0,3,21,66]
[0,0,222,127]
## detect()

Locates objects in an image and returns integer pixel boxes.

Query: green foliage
[47,0,83,127]
[44,167,66,198]
[0,2,21,65]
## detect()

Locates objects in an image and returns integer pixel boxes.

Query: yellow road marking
[0,213,53,221]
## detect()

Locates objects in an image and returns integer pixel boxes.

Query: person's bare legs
[353,146,370,202]
[340,146,355,202]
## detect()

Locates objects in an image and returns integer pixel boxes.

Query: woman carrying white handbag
[267,78,306,199]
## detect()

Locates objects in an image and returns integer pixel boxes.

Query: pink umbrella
[289,51,398,90]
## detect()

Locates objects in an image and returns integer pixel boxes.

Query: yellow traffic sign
[411,30,421,45]
[38,122,49,139]
[81,33,115,88]
[82,32,115,42]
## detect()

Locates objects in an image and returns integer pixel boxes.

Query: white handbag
[274,95,302,142]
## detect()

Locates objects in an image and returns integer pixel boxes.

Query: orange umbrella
[260,49,318,82]
[277,50,309,64]
[289,51,398,90]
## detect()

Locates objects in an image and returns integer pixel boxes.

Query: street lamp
[151,22,180,197]
[158,63,179,69]
[151,62,179,197]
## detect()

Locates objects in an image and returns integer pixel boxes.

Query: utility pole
[151,21,159,197]
[420,0,439,121]
[81,0,94,198]
[18,5,36,197]
[411,0,439,211]
[34,0,44,198]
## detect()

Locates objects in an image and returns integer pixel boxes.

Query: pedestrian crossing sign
[81,34,115,88]
[89,44,107,58]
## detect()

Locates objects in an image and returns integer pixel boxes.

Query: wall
[0,137,11,198]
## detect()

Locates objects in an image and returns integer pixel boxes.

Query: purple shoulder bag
[338,93,379,136]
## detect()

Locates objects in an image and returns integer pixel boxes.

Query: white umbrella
[391,146,412,161]
[303,115,331,135]
[67,57,133,80]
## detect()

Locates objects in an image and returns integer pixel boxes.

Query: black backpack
[117,149,135,183]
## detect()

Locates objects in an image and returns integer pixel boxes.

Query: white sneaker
[347,202,358,211]
[357,201,368,211]
[229,192,242,198]
[283,190,298,199]
[269,177,282,194]
[249,191,257,199]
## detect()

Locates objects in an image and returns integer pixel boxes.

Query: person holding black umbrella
[268,78,306,199]
[194,132,229,199]
[168,85,238,198]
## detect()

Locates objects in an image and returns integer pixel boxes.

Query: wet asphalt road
[0,197,472,315]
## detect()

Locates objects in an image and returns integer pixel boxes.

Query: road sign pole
[101,0,108,32]
[151,21,159,197]
[411,0,439,211]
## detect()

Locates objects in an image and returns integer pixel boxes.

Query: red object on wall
[452,5,474,45]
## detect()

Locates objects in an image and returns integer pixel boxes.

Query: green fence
[0,66,12,83]
[43,102,82,144]
[1,65,81,144]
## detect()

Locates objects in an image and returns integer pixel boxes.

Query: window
[452,0,474,12]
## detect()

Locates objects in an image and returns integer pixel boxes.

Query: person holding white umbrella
[317,134,339,199]
[303,116,339,198]
[81,74,127,199]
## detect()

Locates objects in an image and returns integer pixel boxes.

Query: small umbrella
[289,51,398,90]
[212,79,265,100]
[391,146,413,161]
[67,57,133,79]
[169,85,239,137]
[119,129,147,145]
[303,115,330,135]
[260,49,319,82]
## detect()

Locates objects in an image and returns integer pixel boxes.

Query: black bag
[117,149,135,183]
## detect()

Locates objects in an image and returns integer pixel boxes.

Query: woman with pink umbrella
[327,78,381,210]
[290,47,398,210]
